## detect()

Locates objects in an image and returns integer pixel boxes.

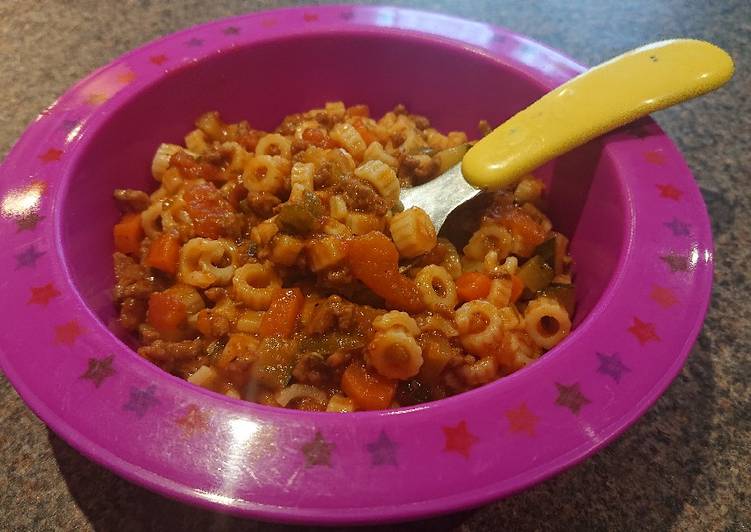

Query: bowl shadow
[48,333,715,531]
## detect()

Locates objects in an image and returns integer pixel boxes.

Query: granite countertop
[1,1,748,530]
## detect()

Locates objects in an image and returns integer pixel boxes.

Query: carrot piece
[147,291,187,332]
[259,288,304,338]
[456,272,492,301]
[302,127,337,149]
[499,209,547,256]
[145,233,180,275]
[113,213,143,254]
[347,104,370,117]
[348,232,425,313]
[352,117,377,145]
[341,362,396,410]
[510,274,524,303]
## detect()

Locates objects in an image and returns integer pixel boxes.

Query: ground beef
[113,189,150,212]
[247,192,281,219]
[113,252,155,302]
[334,177,389,215]
[291,353,331,387]
[119,297,146,331]
[138,338,206,362]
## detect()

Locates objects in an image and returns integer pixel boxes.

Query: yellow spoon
[401,39,733,230]
[462,38,734,188]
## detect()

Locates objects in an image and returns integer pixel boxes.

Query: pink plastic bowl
[0,5,713,525]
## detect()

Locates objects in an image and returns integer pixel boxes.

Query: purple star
[365,430,398,466]
[664,217,691,237]
[660,253,690,272]
[15,245,45,269]
[186,38,204,47]
[222,26,240,35]
[59,119,80,132]
[16,212,44,232]
[81,355,115,387]
[339,11,354,20]
[596,352,630,383]
[554,382,591,415]
[301,431,334,467]
[123,385,159,417]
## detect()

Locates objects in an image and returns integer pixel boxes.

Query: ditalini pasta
[112,102,575,411]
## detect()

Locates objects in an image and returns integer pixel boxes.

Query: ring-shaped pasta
[179,238,237,289]
[463,223,512,261]
[454,300,504,355]
[232,262,281,310]
[140,201,164,239]
[255,133,292,159]
[242,155,290,195]
[372,311,420,336]
[523,296,571,349]
[366,329,423,380]
[415,265,458,312]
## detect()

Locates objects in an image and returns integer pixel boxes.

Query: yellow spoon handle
[461,39,734,189]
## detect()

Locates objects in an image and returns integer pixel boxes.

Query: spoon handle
[461,39,734,189]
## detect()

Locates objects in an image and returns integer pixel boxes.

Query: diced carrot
[302,127,337,149]
[113,212,144,254]
[341,362,396,410]
[347,104,370,117]
[499,209,547,256]
[348,232,425,313]
[145,233,180,275]
[456,272,492,301]
[147,291,187,332]
[183,181,234,239]
[352,117,377,145]
[259,288,304,338]
[510,274,524,303]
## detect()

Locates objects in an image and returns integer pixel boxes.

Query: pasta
[112,102,576,412]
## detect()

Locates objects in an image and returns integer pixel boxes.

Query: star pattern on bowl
[14,246,45,269]
[657,183,683,201]
[505,402,539,436]
[627,317,660,345]
[81,355,116,388]
[554,382,591,415]
[650,285,679,308]
[39,148,63,163]
[664,217,690,236]
[301,431,334,467]
[149,54,168,65]
[643,149,665,165]
[54,320,84,345]
[28,282,60,305]
[123,385,159,417]
[660,253,690,273]
[176,404,209,437]
[365,430,398,466]
[595,352,630,383]
[442,420,477,458]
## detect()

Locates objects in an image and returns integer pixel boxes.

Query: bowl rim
[0,4,714,525]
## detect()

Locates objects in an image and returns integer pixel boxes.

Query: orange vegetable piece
[147,291,187,332]
[498,209,547,256]
[348,232,425,313]
[456,272,492,302]
[341,362,396,410]
[352,117,377,145]
[183,181,234,239]
[347,104,370,117]
[302,127,337,149]
[510,274,524,303]
[259,288,304,338]
[145,233,180,275]
[113,212,144,254]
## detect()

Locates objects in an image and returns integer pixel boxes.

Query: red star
[176,404,209,437]
[442,420,478,458]
[28,283,60,305]
[303,13,319,22]
[650,285,678,308]
[116,70,136,84]
[505,403,539,436]
[260,18,277,28]
[643,150,665,165]
[39,148,63,163]
[657,184,683,201]
[628,316,660,345]
[149,54,168,65]
[85,92,109,106]
[54,320,83,345]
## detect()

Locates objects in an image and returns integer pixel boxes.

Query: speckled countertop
[1,1,749,530]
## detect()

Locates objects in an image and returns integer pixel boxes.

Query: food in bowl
[112,101,575,411]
